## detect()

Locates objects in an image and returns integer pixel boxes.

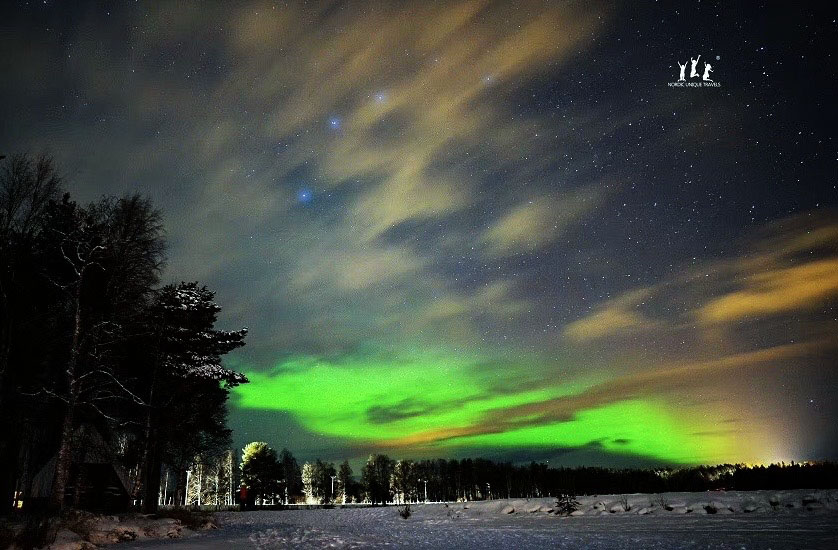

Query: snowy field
[122,490,838,550]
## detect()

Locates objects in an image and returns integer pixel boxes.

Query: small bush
[655,494,669,509]
[554,494,580,516]
[397,503,411,519]
[618,496,631,512]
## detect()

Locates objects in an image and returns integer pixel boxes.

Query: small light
[297,188,313,204]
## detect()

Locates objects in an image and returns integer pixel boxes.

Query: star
[297,188,313,204]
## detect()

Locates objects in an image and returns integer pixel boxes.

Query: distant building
[27,425,131,513]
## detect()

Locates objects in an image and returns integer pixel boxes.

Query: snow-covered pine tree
[154,282,247,384]
[141,281,247,512]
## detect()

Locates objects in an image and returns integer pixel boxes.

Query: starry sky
[2,1,836,468]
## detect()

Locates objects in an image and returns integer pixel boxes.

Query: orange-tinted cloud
[698,258,838,323]
[563,288,654,342]
[563,213,838,340]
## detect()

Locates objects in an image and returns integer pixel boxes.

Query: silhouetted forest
[371,458,838,502]
[0,154,248,515]
[242,444,838,506]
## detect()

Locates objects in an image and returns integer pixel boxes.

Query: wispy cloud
[483,187,604,257]
[563,288,654,342]
[563,211,838,340]
[698,258,838,323]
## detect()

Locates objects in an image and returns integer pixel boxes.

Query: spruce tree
[140,282,247,512]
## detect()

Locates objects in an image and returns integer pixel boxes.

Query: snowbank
[41,513,199,549]
[108,489,838,549]
[0,510,217,550]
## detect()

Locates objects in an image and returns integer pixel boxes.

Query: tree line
[238,442,838,506]
[0,154,248,515]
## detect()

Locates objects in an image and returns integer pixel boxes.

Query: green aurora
[233,355,738,465]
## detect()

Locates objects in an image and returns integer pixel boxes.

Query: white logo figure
[677,61,688,81]
[690,55,702,78]
[702,63,714,81]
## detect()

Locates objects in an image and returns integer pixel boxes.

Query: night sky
[2,1,836,468]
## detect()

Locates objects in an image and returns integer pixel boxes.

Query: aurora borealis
[2,1,836,468]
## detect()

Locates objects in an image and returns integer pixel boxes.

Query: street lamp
[420,479,428,502]
[330,475,337,503]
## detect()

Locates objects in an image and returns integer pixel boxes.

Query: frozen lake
[121,491,838,549]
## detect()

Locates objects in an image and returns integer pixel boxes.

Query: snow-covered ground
[121,489,838,549]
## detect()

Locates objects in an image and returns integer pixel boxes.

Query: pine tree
[554,493,580,515]
[140,282,247,512]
